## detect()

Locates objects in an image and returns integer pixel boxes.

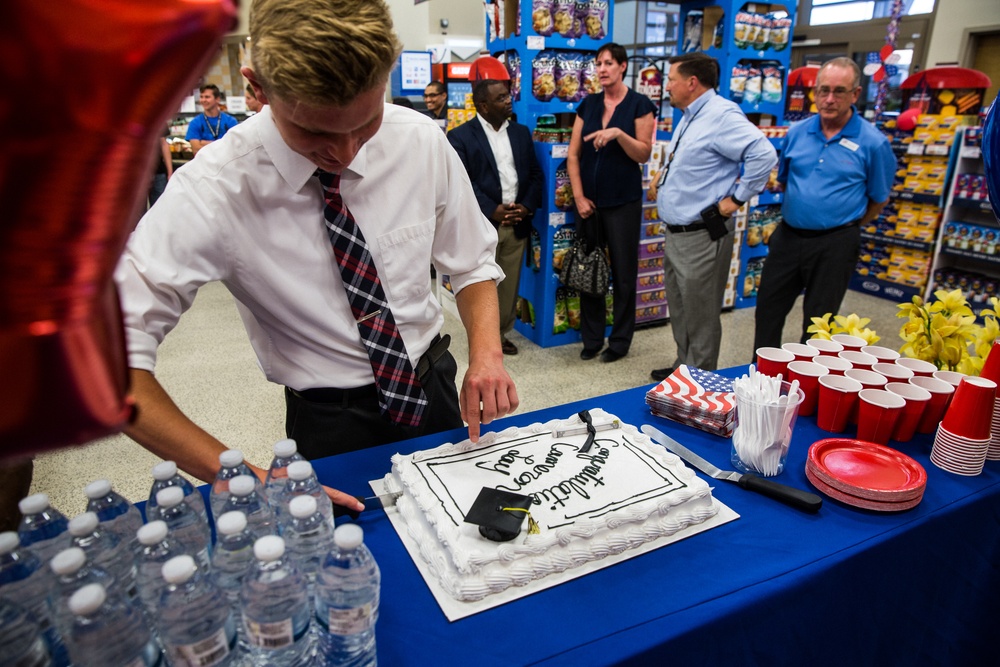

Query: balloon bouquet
[0,1,237,460]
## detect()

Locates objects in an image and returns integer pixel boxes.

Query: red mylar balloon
[0,0,238,460]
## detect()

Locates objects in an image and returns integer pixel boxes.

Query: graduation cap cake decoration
[463,487,540,542]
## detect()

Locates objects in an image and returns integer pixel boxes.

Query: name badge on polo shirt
[839,138,859,152]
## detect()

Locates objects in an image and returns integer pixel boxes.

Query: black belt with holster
[782,219,861,238]
[286,333,450,404]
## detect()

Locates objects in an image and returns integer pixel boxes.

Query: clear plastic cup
[731,381,804,477]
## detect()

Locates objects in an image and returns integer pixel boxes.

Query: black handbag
[559,216,610,297]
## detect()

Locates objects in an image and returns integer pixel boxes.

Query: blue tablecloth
[311,370,1000,666]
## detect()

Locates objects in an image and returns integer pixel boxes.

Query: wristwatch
[730,194,745,206]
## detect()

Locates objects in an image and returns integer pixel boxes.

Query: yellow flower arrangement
[896,289,1000,374]
[807,313,881,345]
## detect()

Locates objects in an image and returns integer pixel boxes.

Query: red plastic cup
[940,376,997,441]
[857,389,906,445]
[838,350,878,371]
[755,346,795,378]
[845,369,888,424]
[909,375,956,434]
[979,340,1000,385]
[806,338,844,356]
[787,360,829,417]
[862,345,900,362]
[885,382,931,443]
[782,343,820,362]
[831,334,867,351]
[814,355,852,376]
[872,362,913,382]
[895,357,937,377]
[933,370,965,388]
[817,375,863,433]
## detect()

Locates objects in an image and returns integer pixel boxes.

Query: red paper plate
[805,467,923,512]
[807,438,927,501]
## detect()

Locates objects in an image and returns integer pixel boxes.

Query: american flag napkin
[645,365,736,437]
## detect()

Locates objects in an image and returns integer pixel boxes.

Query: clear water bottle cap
[68,512,99,536]
[162,555,197,584]
[334,523,364,550]
[18,493,50,515]
[50,547,87,576]
[228,475,255,497]
[136,521,168,546]
[216,511,248,535]
[254,535,285,561]
[68,583,106,616]
[0,531,20,554]
[84,479,112,499]
[287,461,314,481]
[156,486,185,508]
[151,461,179,480]
[288,495,317,519]
[273,439,298,458]
[219,450,245,468]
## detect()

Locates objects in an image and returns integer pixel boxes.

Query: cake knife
[641,424,822,513]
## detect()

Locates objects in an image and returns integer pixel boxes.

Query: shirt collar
[808,105,862,140]
[257,104,370,192]
[683,88,715,119]
[476,113,508,135]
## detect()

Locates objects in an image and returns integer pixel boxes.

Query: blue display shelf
[859,232,935,253]
[848,274,923,303]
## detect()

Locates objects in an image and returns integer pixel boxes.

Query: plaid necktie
[317,170,428,426]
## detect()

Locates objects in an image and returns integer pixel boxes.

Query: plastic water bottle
[0,532,67,666]
[210,512,256,655]
[0,597,52,667]
[148,460,209,524]
[48,547,119,636]
[221,475,275,537]
[83,479,143,550]
[67,512,137,602]
[156,487,212,569]
[157,555,239,667]
[210,450,258,521]
[314,524,380,667]
[264,439,304,512]
[283,495,335,596]
[17,494,70,568]
[134,521,184,618]
[277,461,333,530]
[241,535,311,665]
[64,583,161,667]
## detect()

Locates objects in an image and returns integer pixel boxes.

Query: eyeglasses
[423,92,445,98]
[815,86,856,98]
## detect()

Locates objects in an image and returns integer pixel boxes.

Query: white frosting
[387,409,720,601]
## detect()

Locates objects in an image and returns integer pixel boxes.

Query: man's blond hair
[249,0,403,106]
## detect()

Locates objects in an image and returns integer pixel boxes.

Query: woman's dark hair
[597,42,628,74]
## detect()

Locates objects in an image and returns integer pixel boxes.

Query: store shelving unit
[929,126,999,314]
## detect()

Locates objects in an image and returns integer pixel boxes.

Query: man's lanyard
[656,102,707,188]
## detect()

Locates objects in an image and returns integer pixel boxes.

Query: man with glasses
[752,57,895,351]
[448,75,543,356]
[424,81,448,124]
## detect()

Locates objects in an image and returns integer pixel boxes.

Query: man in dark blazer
[448,78,543,355]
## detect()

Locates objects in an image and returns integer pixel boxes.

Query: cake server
[332,490,402,519]
[641,425,822,513]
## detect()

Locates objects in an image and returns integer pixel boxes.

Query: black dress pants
[753,222,861,351]
[284,349,463,460]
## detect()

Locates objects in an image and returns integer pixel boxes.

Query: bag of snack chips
[730,64,748,103]
[555,51,585,102]
[553,287,570,333]
[769,16,791,51]
[582,56,601,96]
[752,13,771,50]
[733,11,752,49]
[553,0,578,37]
[554,165,575,211]
[531,0,555,36]
[743,65,762,105]
[506,51,522,102]
[532,50,558,102]
[761,65,783,103]
[682,10,702,52]
[578,0,608,40]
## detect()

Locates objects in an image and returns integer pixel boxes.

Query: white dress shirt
[115,104,501,391]
[475,114,519,204]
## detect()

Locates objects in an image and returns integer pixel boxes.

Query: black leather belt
[287,334,450,404]
[665,222,709,234]
[782,219,861,238]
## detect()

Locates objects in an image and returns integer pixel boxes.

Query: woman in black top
[568,43,656,362]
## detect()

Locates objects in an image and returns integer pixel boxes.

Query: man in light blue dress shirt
[651,53,777,379]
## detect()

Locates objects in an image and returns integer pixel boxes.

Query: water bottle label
[168,627,231,667]
[328,604,375,634]
[245,617,294,649]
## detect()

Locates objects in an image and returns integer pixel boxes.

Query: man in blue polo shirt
[753,57,895,351]
[186,84,239,155]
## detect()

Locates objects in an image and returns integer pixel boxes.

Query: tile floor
[30,281,906,516]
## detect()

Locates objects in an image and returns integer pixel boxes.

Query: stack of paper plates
[805,438,927,511]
